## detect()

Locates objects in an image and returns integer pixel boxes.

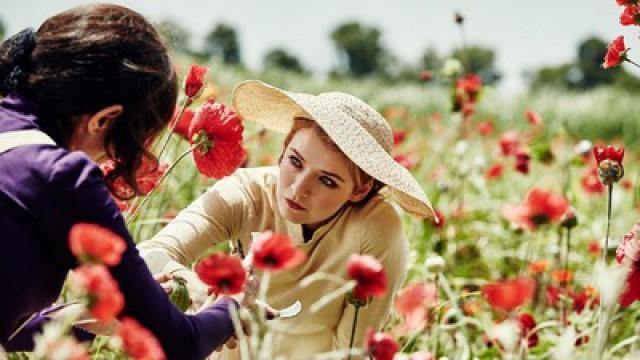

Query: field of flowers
[8,4,640,360]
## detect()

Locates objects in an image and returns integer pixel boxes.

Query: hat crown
[320,92,393,154]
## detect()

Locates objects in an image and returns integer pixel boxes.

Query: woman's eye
[320,176,337,188]
[289,155,302,168]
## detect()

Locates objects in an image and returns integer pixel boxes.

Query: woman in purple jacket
[0,4,238,359]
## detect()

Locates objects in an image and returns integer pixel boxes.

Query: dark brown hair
[0,4,177,198]
[280,117,384,206]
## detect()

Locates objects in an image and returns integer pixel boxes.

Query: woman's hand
[153,272,210,310]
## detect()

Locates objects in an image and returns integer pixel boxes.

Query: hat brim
[232,80,435,219]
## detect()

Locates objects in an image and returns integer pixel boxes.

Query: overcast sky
[1,0,637,94]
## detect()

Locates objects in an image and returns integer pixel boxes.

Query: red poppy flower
[546,286,561,306]
[528,260,550,274]
[392,130,407,145]
[135,157,168,195]
[593,145,625,164]
[69,223,126,266]
[189,102,246,179]
[456,74,482,98]
[499,131,520,156]
[251,231,306,272]
[616,231,639,263]
[485,163,504,180]
[581,167,606,195]
[620,267,640,307]
[118,317,166,360]
[525,111,542,126]
[481,277,536,313]
[430,209,446,229]
[552,270,573,284]
[502,188,570,231]
[394,152,419,170]
[347,254,387,301]
[184,64,209,98]
[477,120,494,136]
[621,5,640,25]
[617,0,639,5]
[588,241,602,256]
[195,253,246,295]
[420,70,433,82]
[622,178,633,190]
[170,107,195,139]
[514,150,531,174]
[395,282,437,333]
[517,312,538,348]
[366,328,399,360]
[602,36,628,69]
[70,264,124,321]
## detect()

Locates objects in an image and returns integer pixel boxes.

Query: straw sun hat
[232,80,435,219]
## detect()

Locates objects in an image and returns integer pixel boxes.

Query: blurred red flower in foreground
[602,36,628,69]
[69,223,126,266]
[347,254,387,301]
[70,264,124,321]
[481,277,536,313]
[195,253,246,295]
[184,64,209,98]
[366,328,399,360]
[502,188,570,231]
[118,317,166,360]
[189,102,246,179]
[251,231,305,272]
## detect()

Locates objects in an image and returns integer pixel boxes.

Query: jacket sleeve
[50,152,236,360]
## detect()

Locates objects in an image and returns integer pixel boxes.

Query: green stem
[156,97,193,160]
[603,184,613,263]
[625,58,640,69]
[562,228,571,327]
[347,304,361,360]
[126,144,197,225]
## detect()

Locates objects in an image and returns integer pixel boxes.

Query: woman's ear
[349,180,374,203]
[87,104,123,135]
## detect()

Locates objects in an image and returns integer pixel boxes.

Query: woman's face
[277,127,365,230]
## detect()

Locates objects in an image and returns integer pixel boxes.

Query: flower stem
[347,304,361,360]
[126,144,197,225]
[562,228,572,327]
[603,184,613,263]
[156,97,193,160]
[625,58,640,69]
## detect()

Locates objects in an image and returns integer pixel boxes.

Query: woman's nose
[291,174,311,198]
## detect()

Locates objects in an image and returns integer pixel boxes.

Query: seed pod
[169,276,191,312]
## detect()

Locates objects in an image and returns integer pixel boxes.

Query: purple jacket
[0,94,234,359]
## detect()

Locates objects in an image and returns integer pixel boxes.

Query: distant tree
[205,23,241,65]
[156,19,190,52]
[451,45,501,84]
[263,48,307,74]
[421,48,443,72]
[330,21,389,77]
[576,37,619,89]
[529,36,636,91]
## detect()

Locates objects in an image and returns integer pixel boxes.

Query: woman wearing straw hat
[139,80,435,358]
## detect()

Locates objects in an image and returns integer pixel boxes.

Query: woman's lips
[286,198,306,210]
